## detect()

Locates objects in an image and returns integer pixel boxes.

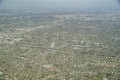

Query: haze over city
[0,0,120,80]
[0,0,120,12]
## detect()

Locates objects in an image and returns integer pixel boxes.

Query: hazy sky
[0,0,120,12]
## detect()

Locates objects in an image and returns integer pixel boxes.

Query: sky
[0,0,120,12]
